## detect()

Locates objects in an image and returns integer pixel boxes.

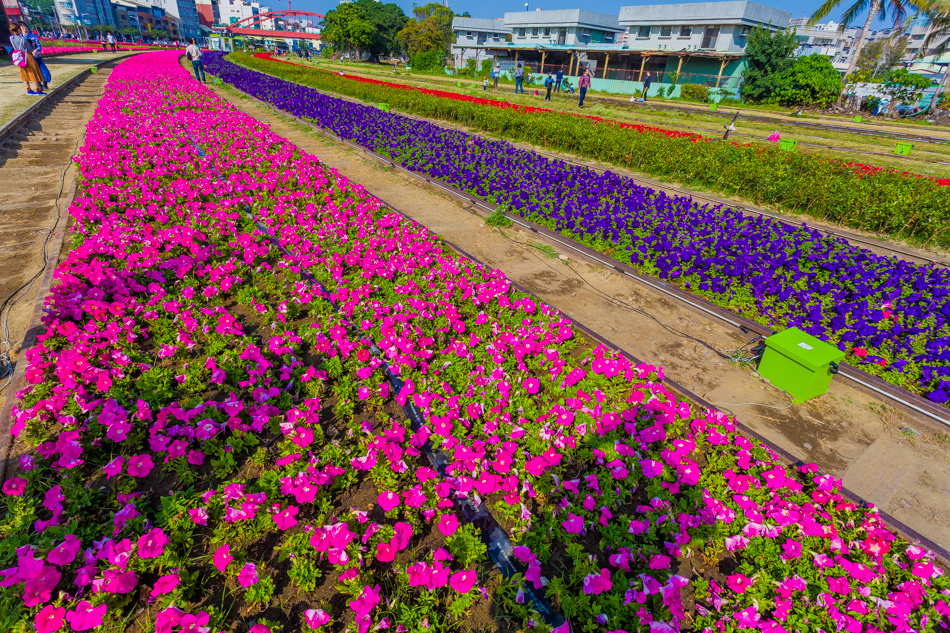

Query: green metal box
[709,103,718,111]
[895,142,913,156]
[779,139,797,151]
[758,327,845,402]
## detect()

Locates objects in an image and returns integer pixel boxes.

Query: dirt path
[210,82,950,551]
[0,65,115,414]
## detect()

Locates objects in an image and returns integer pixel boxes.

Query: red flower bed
[252,52,698,140]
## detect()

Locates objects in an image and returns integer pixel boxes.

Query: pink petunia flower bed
[0,50,948,633]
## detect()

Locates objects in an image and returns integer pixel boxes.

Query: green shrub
[409,50,444,72]
[773,54,843,107]
[680,83,711,102]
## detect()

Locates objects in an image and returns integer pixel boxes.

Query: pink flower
[47,534,81,566]
[562,513,584,534]
[249,625,271,633]
[523,377,540,394]
[377,491,400,512]
[274,505,299,530]
[583,568,613,595]
[437,514,458,537]
[188,507,209,526]
[640,459,664,478]
[213,544,233,573]
[35,605,65,633]
[238,563,260,587]
[102,456,124,479]
[726,573,754,594]
[449,569,477,594]
[349,584,381,618]
[649,554,670,570]
[2,476,27,496]
[304,608,331,629]
[151,574,180,597]
[127,454,154,478]
[137,528,168,559]
[65,601,107,631]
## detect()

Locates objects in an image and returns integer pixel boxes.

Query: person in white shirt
[185,38,206,83]
[106,32,117,52]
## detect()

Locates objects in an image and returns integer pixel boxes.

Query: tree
[854,38,886,76]
[740,26,798,103]
[322,4,375,59]
[351,0,408,60]
[397,2,454,58]
[809,0,914,105]
[774,54,845,106]
[883,34,910,69]
[883,66,932,109]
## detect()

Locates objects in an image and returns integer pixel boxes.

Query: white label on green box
[797,342,813,350]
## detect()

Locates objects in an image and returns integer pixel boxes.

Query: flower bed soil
[2,50,948,633]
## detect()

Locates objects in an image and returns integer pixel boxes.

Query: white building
[451,17,508,66]
[504,9,624,47]
[789,18,859,71]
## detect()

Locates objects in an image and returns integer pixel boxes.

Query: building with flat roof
[451,1,792,97]
[788,18,858,72]
[452,17,508,67]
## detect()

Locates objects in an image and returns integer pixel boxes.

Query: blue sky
[282,0,899,30]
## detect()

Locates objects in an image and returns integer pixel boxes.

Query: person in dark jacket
[544,72,554,101]
[643,71,652,102]
[555,67,563,93]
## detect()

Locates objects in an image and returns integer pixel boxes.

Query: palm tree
[914,1,950,111]
[809,0,914,105]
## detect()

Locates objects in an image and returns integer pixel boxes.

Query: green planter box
[779,139,797,151]
[376,103,390,112]
[853,115,863,123]
[895,142,913,156]
[709,103,718,111]
[758,327,845,402]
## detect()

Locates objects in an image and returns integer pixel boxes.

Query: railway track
[0,57,125,408]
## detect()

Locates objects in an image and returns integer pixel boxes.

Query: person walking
[27,29,51,91]
[578,68,591,108]
[186,38,206,83]
[107,31,117,52]
[544,72,554,101]
[555,67,563,93]
[483,75,488,91]
[100,34,107,52]
[493,63,500,90]
[642,70,652,102]
[514,63,524,94]
[10,24,46,96]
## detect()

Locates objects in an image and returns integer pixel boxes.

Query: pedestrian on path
[27,30,51,91]
[493,63,500,90]
[107,32,117,52]
[578,68,591,108]
[555,67,563,93]
[10,24,45,96]
[514,63,525,94]
[483,76,488,91]
[186,38,206,83]
[642,70,652,102]
[544,72,554,101]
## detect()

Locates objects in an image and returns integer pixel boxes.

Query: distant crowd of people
[481,63,652,108]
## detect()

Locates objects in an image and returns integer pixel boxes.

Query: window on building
[637,25,650,38]
[660,25,672,37]
[604,32,614,42]
[518,28,525,37]
[679,25,692,37]
[532,27,539,36]
[582,28,591,37]
[738,26,751,37]
[466,31,472,37]
[543,27,550,36]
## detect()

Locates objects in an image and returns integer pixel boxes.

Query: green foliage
[773,54,843,107]
[397,2,454,57]
[741,26,798,103]
[884,67,932,105]
[444,523,487,569]
[679,83,710,102]
[484,206,512,227]
[409,49,445,71]
[323,0,408,59]
[232,52,950,246]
